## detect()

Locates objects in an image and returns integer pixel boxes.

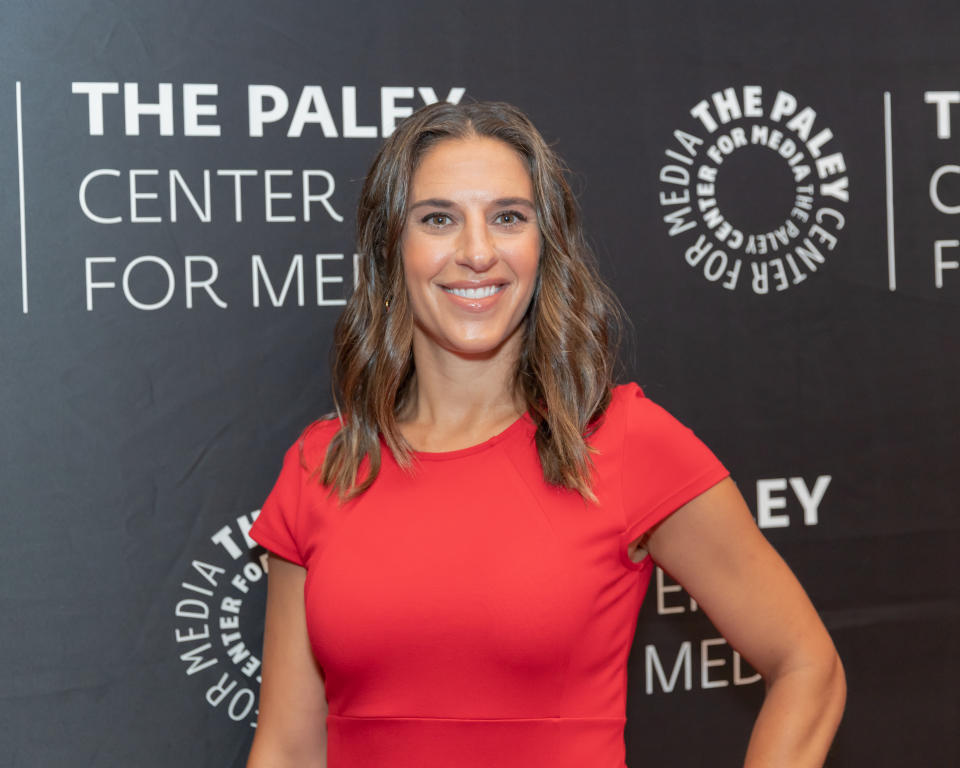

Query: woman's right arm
[247,555,328,768]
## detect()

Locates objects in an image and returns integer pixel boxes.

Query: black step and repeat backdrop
[2,1,958,766]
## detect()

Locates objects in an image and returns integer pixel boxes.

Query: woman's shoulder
[611,381,645,402]
[606,381,698,432]
[584,382,644,446]
[602,381,646,422]
[607,381,724,471]
[295,415,342,467]
[601,381,699,444]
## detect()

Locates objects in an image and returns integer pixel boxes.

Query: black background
[1,1,957,765]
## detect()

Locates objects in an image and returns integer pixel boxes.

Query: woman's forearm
[743,654,846,767]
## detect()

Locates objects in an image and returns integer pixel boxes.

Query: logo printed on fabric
[172,511,266,728]
[658,86,849,294]
[643,473,830,694]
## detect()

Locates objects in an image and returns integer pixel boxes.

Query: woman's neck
[398,326,526,450]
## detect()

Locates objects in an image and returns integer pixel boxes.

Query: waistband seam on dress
[327,714,624,723]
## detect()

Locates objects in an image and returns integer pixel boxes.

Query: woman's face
[399,136,541,360]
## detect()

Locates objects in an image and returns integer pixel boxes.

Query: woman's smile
[400,135,541,357]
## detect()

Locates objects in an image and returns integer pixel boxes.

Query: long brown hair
[320,100,623,501]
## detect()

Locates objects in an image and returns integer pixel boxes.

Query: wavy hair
[319,100,624,501]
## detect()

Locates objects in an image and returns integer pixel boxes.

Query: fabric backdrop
[1,1,957,765]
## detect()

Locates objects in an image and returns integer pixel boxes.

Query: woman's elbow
[767,636,847,722]
[823,648,847,723]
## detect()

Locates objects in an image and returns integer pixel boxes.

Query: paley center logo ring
[172,510,267,728]
[658,86,850,294]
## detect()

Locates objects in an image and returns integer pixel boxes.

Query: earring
[384,297,391,311]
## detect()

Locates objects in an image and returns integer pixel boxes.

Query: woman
[247,101,845,768]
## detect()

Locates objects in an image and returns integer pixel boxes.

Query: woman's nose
[456,218,498,272]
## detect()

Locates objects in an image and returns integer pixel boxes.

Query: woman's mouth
[441,284,506,299]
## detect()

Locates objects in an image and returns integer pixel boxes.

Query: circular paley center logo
[658,86,850,294]
[172,510,268,728]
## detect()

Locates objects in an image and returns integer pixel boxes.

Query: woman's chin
[414,317,525,361]
[443,339,508,360]
[437,330,521,360]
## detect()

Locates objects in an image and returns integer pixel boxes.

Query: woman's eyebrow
[408,198,456,211]
[408,196,535,211]
[490,196,535,209]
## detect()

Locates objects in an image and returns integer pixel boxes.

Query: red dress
[250,382,729,768]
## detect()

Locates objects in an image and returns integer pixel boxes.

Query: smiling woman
[246,101,845,768]
[401,137,540,372]
[395,138,542,454]
[319,101,623,499]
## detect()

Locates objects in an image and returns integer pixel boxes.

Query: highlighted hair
[320,101,623,501]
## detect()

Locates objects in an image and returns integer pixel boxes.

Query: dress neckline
[397,411,534,461]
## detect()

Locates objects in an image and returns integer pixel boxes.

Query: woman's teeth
[443,285,503,299]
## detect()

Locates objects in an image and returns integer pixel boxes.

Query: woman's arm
[247,555,328,768]
[642,477,846,767]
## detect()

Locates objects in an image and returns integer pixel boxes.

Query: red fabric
[251,382,729,768]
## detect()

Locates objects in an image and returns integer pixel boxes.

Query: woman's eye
[495,210,527,226]
[423,213,451,227]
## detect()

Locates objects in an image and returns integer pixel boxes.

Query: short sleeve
[250,441,306,566]
[620,383,730,551]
